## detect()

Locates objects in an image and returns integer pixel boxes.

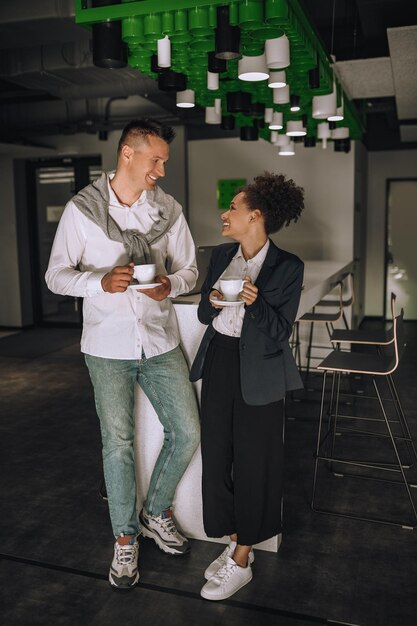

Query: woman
[190,172,305,601]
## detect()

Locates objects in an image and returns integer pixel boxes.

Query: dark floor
[1,323,417,626]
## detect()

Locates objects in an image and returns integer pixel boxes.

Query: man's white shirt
[45,176,198,360]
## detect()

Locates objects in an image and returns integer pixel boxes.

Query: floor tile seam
[0,552,359,625]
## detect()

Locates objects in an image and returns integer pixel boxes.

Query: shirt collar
[233,239,270,266]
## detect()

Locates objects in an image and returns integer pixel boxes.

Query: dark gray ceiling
[0,0,416,150]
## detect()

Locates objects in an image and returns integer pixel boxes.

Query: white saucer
[210,297,244,307]
[128,282,162,290]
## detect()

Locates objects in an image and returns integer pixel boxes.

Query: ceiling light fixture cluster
[77,0,363,152]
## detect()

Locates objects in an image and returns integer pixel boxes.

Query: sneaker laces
[115,542,137,566]
[212,560,238,585]
[158,516,177,535]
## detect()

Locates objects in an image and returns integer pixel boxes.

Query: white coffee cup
[219,277,246,302]
[133,263,156,284]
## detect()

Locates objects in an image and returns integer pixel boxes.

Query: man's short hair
[118,119,175,154]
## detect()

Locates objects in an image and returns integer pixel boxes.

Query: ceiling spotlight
[265,34,290,69]
[290,95,301,112]
[334,138,351,153]
[264,107,273,123]
[268,71,286,89]
[269,111,283,130]
[279,141,295,156]
[238,54,269,81]
[329,120,336,130]
[176,89,195,108]
[250,102,265,117]
[151,54,163,73]
[286,120,306,136]
[270,130,278,143]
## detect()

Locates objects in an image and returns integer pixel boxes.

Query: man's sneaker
[201,556,253,601]
[139,508,190,555]
[109,538,139,590]
[204,541,255,580]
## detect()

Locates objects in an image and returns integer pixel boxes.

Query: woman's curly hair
[241,172,304,235]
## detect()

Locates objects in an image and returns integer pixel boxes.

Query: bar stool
[316,272,354,330]
[297,281,344,374]
[311,309,417,529]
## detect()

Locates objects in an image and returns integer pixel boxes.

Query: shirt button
[138,318,141,323]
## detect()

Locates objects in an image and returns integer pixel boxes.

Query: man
[45,119,200,590]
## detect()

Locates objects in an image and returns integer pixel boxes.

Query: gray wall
[366,149,417,316]
[0,156,21,326]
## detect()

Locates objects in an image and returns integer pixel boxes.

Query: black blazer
[189,240,304,406]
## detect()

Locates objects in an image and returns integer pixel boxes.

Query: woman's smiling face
[221,192,255,241]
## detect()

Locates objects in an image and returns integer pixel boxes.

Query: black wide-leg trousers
[200,332,284,546]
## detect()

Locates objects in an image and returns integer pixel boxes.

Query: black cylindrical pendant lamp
[334,138,351,153]
[158,70,187,92]
[254,118,265,129]
[304,136,316,147]
[151,54,163,73]
[309,60,320,89]
[92,0,127,69]
[215,7,240,61]
[227,91,251,113]
[250,102,265,117]
[221,115,235,130]
[208,51,227,73]
[240,126,259,141]
[329,120,337,130]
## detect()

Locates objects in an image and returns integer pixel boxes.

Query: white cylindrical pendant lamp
[205,106,221,124]
[279,141,295,156]
[268,70,286,88]
[273,85,290,104]
[312,83,337,119]
[176,89,195,108]
[214,98,222,116]
[286,120,306,136]
[275,133,290,147]
[264,107,273,123]
[328,96,344,121]
[331,127,349,139]
[268,111,283,130]
[238,54,269,81]
[265,35,290,69]
[157,35,171,68]
[270,130,278,143]
[317,122,331,149]
[207,71,219,90]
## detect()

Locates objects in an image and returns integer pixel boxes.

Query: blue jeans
[85,346,200,538]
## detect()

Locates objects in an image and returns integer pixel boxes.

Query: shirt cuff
[166,274,182,298]
[86,272,106,297]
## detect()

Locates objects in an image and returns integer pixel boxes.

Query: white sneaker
[204,541,255,580]
[109,538,139,590]
[201,556,253,601]
[140,509,190,555]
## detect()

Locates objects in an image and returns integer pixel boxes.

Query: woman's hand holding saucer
[209,289,224,309]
